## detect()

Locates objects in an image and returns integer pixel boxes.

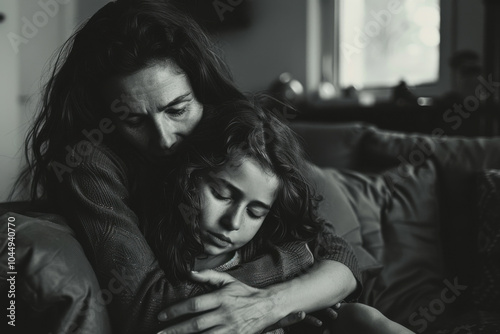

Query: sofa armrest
[0,212,111,333]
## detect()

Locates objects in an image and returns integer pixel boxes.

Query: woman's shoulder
[51,142,130,185]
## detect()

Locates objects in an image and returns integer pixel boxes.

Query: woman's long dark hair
[14,0,245,201]
[146,97,324,282]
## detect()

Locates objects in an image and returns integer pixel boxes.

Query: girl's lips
[207,231,232,247]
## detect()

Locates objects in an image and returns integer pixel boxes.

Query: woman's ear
[186,167,196,179]
[187,168,204,181]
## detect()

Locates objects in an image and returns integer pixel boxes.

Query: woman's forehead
[102,62,191,106]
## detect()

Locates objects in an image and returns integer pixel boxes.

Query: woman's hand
[157,270,288,334]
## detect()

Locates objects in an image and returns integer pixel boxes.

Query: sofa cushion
[473,169,500,311]
[369,159,446,330]
[362,129,500,294]
[291,122,372,170]
[305,163,383,281]
[306,159,446,328]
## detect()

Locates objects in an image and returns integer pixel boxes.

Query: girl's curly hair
[145,96,324,282]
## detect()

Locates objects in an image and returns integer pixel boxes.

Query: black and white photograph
[1,1,499,333]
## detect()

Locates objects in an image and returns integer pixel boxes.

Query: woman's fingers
[158,293,221,322]
[190,270,236,287]
[157,270,237,321]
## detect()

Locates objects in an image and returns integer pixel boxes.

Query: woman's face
[195,158,279,268]
[102,61,203,158]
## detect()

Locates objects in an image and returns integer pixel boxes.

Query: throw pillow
[305,163,384,281]
[313,159,446,330]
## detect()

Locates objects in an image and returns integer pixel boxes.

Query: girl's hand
[273,303,341,334]
[308,303,342,333]
[157,270,286,334]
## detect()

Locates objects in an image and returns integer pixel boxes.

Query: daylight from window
[339,0,440,89]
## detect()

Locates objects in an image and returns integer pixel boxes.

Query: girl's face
[102,61,203,158]
[195,158,279,269]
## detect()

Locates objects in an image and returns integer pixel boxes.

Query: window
[339,0,440,88]
[315,0,450,101]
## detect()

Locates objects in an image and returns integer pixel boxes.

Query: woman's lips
[207,231,232,247]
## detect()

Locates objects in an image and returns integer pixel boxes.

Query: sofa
[1,122,500,333]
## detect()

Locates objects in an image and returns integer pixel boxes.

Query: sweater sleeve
[53,146,327,333]
[308,220,363,302]
[55,146,193,334]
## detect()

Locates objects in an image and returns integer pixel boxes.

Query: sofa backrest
[291,120,500,290]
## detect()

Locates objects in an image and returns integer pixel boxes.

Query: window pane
[339,0,440,88]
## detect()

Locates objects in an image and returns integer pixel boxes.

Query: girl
[148,98,415,334]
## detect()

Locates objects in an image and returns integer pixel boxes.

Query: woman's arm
[55,147,194,334]
[156,260,356,334]
[55,145,335,334]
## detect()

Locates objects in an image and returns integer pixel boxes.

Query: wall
[214,0,308,94]
[455,0,483,56]
[0,1,21,201]
[0,0,76,201]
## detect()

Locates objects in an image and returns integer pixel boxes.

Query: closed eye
[165,107,187,117]
[210,187,231,201]
[246,209,266,220]
[124,115,146,127]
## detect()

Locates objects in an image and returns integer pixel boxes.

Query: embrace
[15,1,413,333]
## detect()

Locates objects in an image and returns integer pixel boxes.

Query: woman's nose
[152,117,176,150]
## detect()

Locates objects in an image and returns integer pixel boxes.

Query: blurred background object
[268,72,305,107]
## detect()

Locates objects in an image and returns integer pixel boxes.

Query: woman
[18,1,360,333]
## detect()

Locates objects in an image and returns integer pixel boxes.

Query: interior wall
[214,0,308,94]
[0,1,21,201]
[455,0,483,57]
[0,0,77,201]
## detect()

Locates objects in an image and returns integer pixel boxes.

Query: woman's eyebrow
[214,177,272,210]
[158,92,192,111]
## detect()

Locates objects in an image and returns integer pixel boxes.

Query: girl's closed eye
[246,208,266,220]
[210,186,231,201]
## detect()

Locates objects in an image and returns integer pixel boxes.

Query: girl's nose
[220,205,243,231]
